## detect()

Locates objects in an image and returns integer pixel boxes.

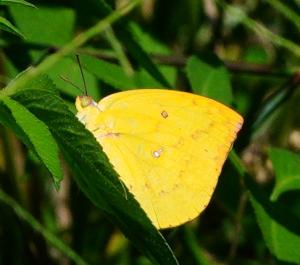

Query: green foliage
[186,55,233,105]
[1,0,300,265]
[79,54,164,90]
[0,0,35,37]
[0,16,24,37]
[9,5,75,46]
[0,0,35,8]
[269,148,300,201]
[247,174,300,263]
[0,96,62,187]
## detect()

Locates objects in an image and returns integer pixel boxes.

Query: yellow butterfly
[76,89,243,229]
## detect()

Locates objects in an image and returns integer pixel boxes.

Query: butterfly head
[75,96,101,126]
[75,96,96,111]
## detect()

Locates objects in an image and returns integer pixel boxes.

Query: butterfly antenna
[60,75,84,93]
[76,54,88,96]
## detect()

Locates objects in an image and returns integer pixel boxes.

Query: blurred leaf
[127,23,176,86]
[9,5,75,45]
[129,22,171,54]
[0,16,24,38]
[186,55,233,105]
[93,1,171,87]
[215,162,242,214]
[242,46,269,64]
[80,54,163,90]
[246,174,300,263]
[265,0,300,31]
[151,1,201,46]
[0,188,89,265]
[269,148,300,201]
[0,0,36,8]
[80,54,135,89]
[116,24,171,88]
[132,68,169,88]
[0,198,24,265]
[218,0,300,58]
[7,75,178,265]
[251,80,297,132]
[0,96,63,187]
[1,0,142,98]
[183,226,211,265]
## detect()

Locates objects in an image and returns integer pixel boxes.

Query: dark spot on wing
[161,110,168,119]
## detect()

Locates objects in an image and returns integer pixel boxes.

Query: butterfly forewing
[77,89,243,229]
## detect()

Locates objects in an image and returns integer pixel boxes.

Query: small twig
[77,48,291,77]
[0,40,292,78]
[152,54,290,77]
[226,191,249,264]
[105,26,134,76]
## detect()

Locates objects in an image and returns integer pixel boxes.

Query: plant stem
[229,150,247,177]
[105,26,135,76]
[226,192,249,264]
[77,48,292,77]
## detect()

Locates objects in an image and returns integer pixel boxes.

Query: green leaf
[242,46,269,64]
[246,174,300,263]
[129,22,171,54]
[0,0,36,8]
[126,24,177,87]
[186,55,233,105]
[80,55,136,90]
[0,16,24,38]
[80,54,163,90]
[9,5,75,45]
[0,96,33,149]
[82,0,171,88]
[9,75,178,265]
[132,68,170,88]
[117,26,171,88]
[269,148,300,201]
[0,96,63,188]
[250,84,296,131]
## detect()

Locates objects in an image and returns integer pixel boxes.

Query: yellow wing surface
[76,89,243,229]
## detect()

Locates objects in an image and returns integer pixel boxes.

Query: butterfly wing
[77,89,243,229]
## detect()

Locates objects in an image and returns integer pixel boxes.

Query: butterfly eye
[80,96,93,108]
